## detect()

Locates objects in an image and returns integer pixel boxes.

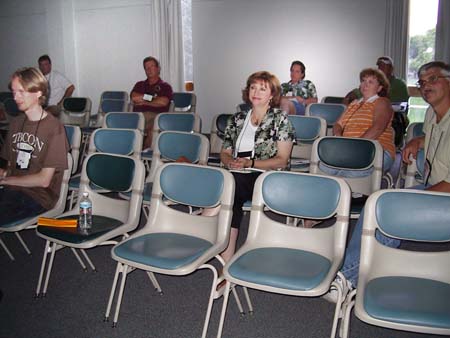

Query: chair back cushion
[375,191,450,241]
[86,154,135,191]
[101,99,126,113]
[102,91,127,101]
[158,113,195,132]
[105,113,140,129]
[289,116,322,142]
[93,129,135,155]
[63,97,88,113]
[262,172,341,218]
[160,164,224,207]
[158,132,201,162]
[308,103,345,125]
[318,137,375,170]
[172,92,193,109]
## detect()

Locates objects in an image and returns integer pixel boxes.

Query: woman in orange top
[328,68,395,175]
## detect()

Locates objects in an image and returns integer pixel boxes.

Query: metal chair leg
[0,237,15,261]
[14,232,31,255]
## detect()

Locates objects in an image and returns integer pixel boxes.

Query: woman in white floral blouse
[206,71,294,268]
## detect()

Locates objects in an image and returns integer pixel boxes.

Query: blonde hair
[11,67,48,106]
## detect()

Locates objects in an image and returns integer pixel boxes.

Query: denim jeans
[291,99,306,115]
[0,187,47,227]
[341,184,427,287]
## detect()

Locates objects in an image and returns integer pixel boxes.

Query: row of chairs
[0,90,196,129]
[2,108,446,337]
[60,91,196,128]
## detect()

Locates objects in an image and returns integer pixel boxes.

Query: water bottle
[79,192,92,230]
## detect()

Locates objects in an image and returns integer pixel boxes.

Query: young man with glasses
[323,61,450,302]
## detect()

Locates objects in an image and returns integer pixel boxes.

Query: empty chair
[102,112,145,134]
[321,96,345,104]
[341,189,450,337]
[94,91,129,127]
[105,163,235,337]
[306,103,346,135]
[141,112,202,170]
[216,171,351,338]
[288,115,326,172]
[35,152,145,297]
[0,154,72,260]
[169,92,196,112]
[59,97,92,128]
[67,128,142,208]
[209,113,232,165]
[310,136,383,216]
[139,131,210,218]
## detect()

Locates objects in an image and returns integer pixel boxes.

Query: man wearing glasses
[403,61,450,191]
[323,61,450,302]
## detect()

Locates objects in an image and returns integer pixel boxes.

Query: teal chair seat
[365,276,450,329]
[228,247,331,291]
[37,215,122,244]
[113,233,212,270]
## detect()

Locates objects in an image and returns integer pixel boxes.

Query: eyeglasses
[416,75,450,88]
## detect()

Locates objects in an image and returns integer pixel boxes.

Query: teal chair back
[103,112,145,134]
[169,92,196,112]
[87,153,136,192]
[90,128,142,158]
[147,131,209,183]
[306,103,346,134]
[60,97,91,127]
[310,136,383,197]
[344,189,450,337]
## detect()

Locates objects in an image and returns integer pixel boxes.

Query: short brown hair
[143,56,160,69]
[242,71,281,108]
[11,67,48,106]
[359,68,390,97]
[38,54,51,64]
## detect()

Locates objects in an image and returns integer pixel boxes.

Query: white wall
[74,0,154,113]
[0,0,387,131]
[0,1,48,90]
[0,0,155,114]
[193,0,387,131]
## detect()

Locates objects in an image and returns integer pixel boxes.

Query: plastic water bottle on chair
[79,192,92,230]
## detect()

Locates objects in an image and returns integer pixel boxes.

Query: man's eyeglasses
[416,75,450,88]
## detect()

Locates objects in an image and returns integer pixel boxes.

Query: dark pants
[0,187,46,227]
[231,172,262,229]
